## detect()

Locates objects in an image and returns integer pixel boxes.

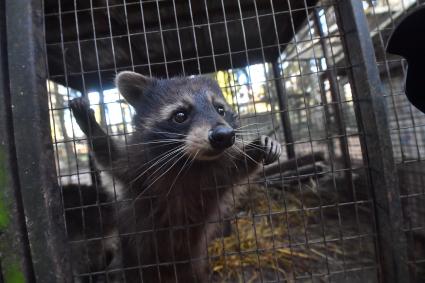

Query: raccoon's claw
[260,135,282,165]
[69,97,93,118]
[69,97,95,133]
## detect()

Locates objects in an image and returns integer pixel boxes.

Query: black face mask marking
[116,72,239,160]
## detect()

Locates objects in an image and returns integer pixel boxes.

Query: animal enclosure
[0,0,424,282]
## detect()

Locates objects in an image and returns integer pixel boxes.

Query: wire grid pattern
[45,0,381,282]
[362,0,425,280]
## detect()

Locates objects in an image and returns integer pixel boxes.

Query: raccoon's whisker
[146,142,184,151]
[234,130,267,134]
[132,148,184,194]
[228,142,245,151]
[138,150,187,199]
[234,139,253,147]
[234,138,247,144]
[133,150,186,201]
[127,141,183,153]
[229,159,238,170]
[224,147,239,159]
[235,140,265,152]
[122,139,182,148]
[186,150,199,172]
[166,150,198,197]
[130,146,186,184]
[234,133,267,137]
[232,146,261,165]
[235,125,268,129]
[134,144,184,171]
[234,126,268,131]
[142,146,186,172]
[242,143,270,152]
[235,132,267,137]
[235,123,267,130]
[234,138,267,150]
[224,151,239,170]
[234,135,258,139]
[149,131,189,137]
[235,144,267,156]
[146,147,187,180]
[179,149,199,184]
[132,128,190,138]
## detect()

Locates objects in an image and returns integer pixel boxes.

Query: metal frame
[0,1,36,281]
[335,1,410,282]
[0,0,73,281]
[0,0,416,282]
[272,61,296,159]
[313,8,352,171]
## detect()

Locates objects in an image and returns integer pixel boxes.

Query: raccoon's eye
[173,111,187,123]
[216,106,225,116]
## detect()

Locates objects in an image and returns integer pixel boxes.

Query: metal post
[0,1,36,280]
[313,10,352,168]
[335,1,409,282]
[317,74,335,156]
[272,61,295,158]
[5,0,73,282]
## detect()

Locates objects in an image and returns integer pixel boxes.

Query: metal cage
[0,0,423,282]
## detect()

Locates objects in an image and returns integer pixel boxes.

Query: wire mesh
[43,0,392,282]
[361,0,425,281]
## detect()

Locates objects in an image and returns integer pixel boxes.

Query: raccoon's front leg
[236,135,282,173]
[69,97,120,170]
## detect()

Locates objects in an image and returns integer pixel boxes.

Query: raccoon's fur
[69,71,281,282]
[62,184,117,282]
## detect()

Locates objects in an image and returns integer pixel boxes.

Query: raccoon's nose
[209,126,235,149]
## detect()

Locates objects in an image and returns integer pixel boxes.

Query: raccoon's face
[116,71,239,161]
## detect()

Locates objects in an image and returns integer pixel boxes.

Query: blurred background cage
[1,0,425,282]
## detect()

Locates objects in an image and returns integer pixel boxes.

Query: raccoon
[69,71,281,282]
[62,184,117,282]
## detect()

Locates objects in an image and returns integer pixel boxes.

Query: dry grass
[208,181,351,282]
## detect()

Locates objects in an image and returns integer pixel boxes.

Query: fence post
[335,1,409,282]
[0,1,37,281]
[4,0,73,282]
[272,61,296,159]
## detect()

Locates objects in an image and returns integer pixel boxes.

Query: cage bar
[0,1,36,281]
[0,0,422,282]
[335,1,409,282]
[271,61,296,159]
[3,0,73,281]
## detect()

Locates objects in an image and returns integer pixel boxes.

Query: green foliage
[3,263,25,283]
[0,149,10,231]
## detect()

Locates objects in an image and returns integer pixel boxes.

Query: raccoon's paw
[69,97,95,129]
[69,97,92,118]
[259,135,282,165]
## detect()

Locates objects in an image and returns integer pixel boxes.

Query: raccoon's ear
[115,71,154,106]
